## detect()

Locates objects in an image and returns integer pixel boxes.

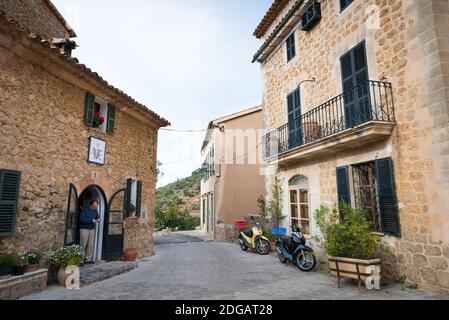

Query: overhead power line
[160,128,207,132]
[160,155,203,166]
[159,141,263,167]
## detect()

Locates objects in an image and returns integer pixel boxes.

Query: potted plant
[129,203,137,215]
[0,255,14,280]
[49,245,83,286]
[24,251,44,273]
[314,204,384,288]
[12,254,28,276]
[93,111,105,128]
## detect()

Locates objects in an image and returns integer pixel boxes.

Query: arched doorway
[78,185,107,261]
[64,183,126,261]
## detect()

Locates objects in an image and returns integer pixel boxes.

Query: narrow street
[23,232,446,300]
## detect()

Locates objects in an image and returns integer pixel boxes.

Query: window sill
[92,127,107,134]
[371,232,385,237]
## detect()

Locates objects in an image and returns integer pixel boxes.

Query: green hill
[155,168,202,230]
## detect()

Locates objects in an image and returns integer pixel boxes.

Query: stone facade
[256,0,449,294]
[0,3,168,260]
[0,0,75,40]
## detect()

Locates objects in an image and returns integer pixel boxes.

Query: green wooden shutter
[125,178,132,217]
[340,41,369,128]
[107,104,116,133]
[85,92,95,126]
[375,157,400,236]
[0,170,21,236]
[286,32,296,61]
[336,166,351,207]
[136,181,142,218]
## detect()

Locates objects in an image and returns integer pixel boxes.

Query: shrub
[314,204,383,260]
[257,196,270,231]
[269,178,286,228]
[26,251,44,265]
[0,254,16,266]
[155,205,200,231]
[49,245,83,268]
[12,254,28,267]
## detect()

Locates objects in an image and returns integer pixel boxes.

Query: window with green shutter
[336,166,351,207]
[375,157,400,236]
[125,178,133,218]
[286,32,296,62]
[344,158,400,236]
[136,181,142,218]
[107,104,116,133]
[124,178,142,217]
[0,170,21,236]
[85,92,95,126]
[85,92,117,134]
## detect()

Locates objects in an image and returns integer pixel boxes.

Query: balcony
[263,80,395,164]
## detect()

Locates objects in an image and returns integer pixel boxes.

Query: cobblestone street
[24,232,447,300]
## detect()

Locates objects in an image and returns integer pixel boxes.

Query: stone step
[80,261,138,285]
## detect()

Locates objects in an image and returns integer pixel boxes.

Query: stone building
[254,0,449,293]
[0,1,169,261]
[200,106,265,240]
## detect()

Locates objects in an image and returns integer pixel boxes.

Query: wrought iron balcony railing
[263,80,395,159]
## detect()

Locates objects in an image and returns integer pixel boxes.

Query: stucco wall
[0,36,158,258]
[260,0,449,293]
[201,109,265,233]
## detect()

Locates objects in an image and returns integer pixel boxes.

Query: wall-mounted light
[212,124,225,132]
[297,77,316,90]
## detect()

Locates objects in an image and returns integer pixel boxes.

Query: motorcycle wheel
[255,239,270,255]
[296,249,316,272]
[277,253,287,264]
[239,236,248,251]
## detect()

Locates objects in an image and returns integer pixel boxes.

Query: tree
[257,195,270,231]
[269,177,286,228]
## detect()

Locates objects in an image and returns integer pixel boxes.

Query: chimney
[52,38,78,57]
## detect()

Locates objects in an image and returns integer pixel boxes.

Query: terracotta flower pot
[24,264,39,273]
[57,267,70,286]
[124,248,138,261]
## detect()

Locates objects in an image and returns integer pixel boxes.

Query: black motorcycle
[275,227,316,271]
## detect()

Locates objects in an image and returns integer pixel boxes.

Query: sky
[52,0,271,187]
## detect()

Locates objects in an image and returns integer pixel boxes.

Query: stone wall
[0,0,73,40]
[215,223,238,242]
[0,269,48,300]
[0,34,159,258]
[260,0,449,294]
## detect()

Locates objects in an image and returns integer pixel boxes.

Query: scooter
[238,215,270,255]
[276,226,316,271]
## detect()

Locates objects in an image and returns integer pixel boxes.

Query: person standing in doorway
[79,199,100,265]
